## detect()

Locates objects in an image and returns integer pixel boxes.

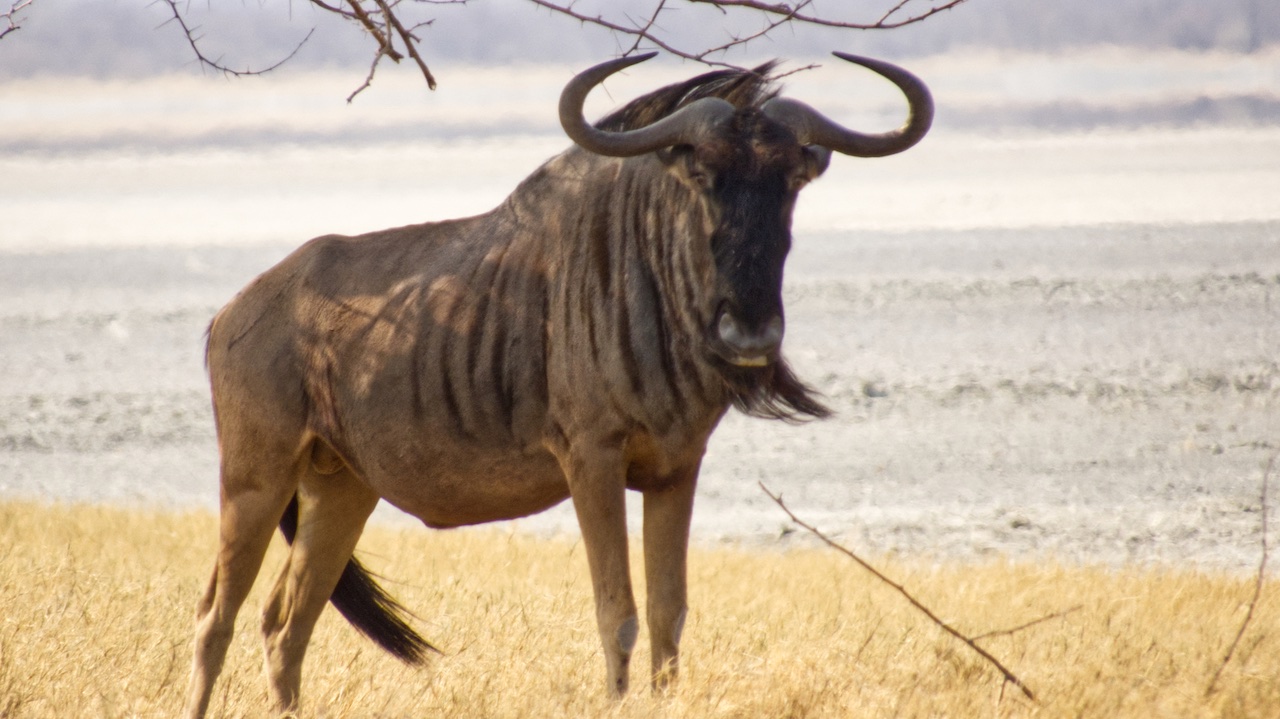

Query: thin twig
[692,0,808,62]
[339,0,399,101]
[1205,452,1275,696]
[347,42,385,102]
[767,62,819,82]
[873,0,968,28]
[972,606,1082,642]
[686,0,969,30]
[621,0,670,57]
[525,0,703,63]
[875,0,915,25]
[337,0,445,100]
[344,0,400,60]
[374,0,437,89]
[760,482,1036,701]
[0,0,34,41]
[156,0,967,97]
[309,0,360,21]
[158,0,313,77]
[527,0,818,69]
[527,0,966,70]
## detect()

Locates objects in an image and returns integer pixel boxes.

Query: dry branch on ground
[1205,452,1276,696]
[760,482,1047,701]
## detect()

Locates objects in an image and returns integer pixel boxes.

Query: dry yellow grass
[1,500,1277,718]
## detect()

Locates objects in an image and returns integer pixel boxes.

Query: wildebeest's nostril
[718,313,784,366]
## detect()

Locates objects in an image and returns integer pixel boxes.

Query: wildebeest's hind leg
[183,450,297,719]
[259,463,380,715]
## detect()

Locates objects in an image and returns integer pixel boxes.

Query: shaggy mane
[594,60,830,423]
[597,61,782,132]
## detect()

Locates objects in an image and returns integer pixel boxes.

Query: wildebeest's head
[559,53,932,404]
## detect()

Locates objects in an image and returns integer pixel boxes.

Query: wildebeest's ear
[657,145,715,192]
[803,146,833,179]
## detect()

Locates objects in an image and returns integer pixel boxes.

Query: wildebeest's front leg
[643,464,698,689]
[561,445,638,695]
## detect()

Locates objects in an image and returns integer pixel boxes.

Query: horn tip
[831,51,871,66]
[621,51,659,65]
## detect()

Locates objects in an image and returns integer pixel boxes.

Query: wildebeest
[183,52,932,718]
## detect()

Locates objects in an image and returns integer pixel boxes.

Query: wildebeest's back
[207,210,563,525]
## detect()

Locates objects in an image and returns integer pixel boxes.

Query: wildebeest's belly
[357,442,571,529]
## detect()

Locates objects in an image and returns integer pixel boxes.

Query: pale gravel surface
[1,222,1277,570]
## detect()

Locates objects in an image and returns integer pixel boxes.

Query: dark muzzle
[715,310,784,367]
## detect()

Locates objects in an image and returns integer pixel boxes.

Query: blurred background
[1,0,1278,567]
[1,0,1278,247]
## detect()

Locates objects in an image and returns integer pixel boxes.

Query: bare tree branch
[760,481,1037,701]
[0,0,34,41]
[156,0,967,99]
[526,0,695,62]
[373,0,438,90]
[158,0,313,77]
[1205,452,1275,697]
[621,0,671,57]
[344,0,400,58]
[334,0,448,101]
[687,0,968,30]
[347,40,387,103]
[528,0,817,67]
[309,0,362,22]
[339,0,402,101]
[874,0,969,28]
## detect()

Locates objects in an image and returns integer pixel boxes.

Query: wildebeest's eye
[687,169,715,191]
[784,146,832,193]
[786,174,811,192]
[657,145,716,192]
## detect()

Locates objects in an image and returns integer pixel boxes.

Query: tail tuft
[279,496,438,664]
[330,556,438,664]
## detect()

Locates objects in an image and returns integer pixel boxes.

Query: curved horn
[559,53,736,157]
[762,52,934,158]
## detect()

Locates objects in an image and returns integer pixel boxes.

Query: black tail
[279,496,437,664]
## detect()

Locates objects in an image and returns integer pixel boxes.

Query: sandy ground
[2,220,1276,571]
